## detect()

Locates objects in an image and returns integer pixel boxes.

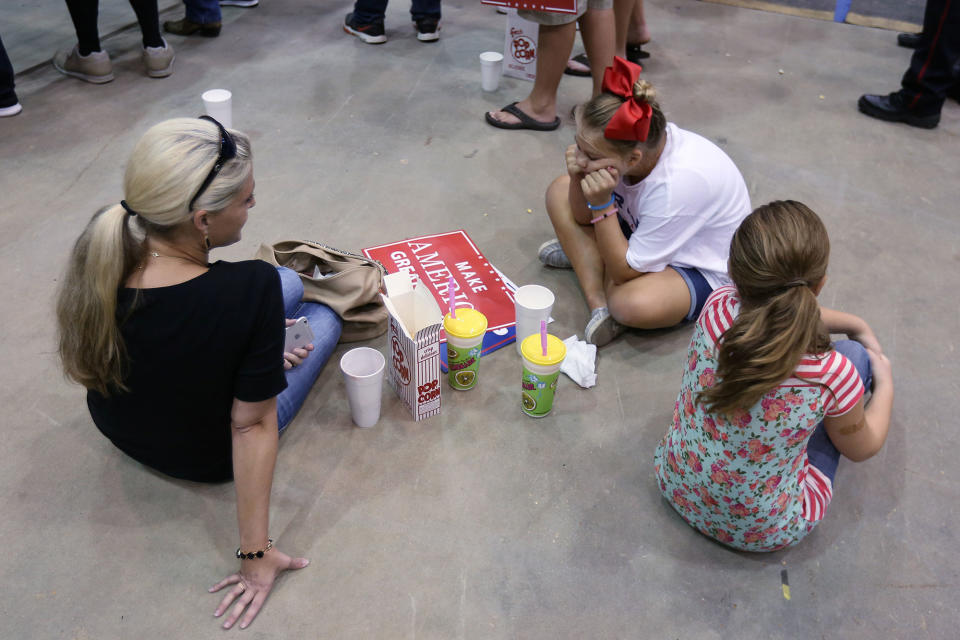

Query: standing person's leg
[628,0,650,46]
[613,0,636,57]
[486,20,577,129]
[64,0,102,54]
[806,339,873,481]
[578,3,616,96]
[345,0,389,43]
[858,0,959,127]
[0,33,20,114]
[165,0,222,36]
[275,267,343,432]
[57,0,115,83]
[410,0,441,41]
[352,0,390,25]
[128,0,165,47]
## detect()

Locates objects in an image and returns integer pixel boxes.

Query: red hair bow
[601,56,652,142]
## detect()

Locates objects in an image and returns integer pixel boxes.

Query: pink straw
[448,275,456,319]
[540,320,548,357]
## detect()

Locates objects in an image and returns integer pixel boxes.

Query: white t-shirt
[613,123,751,289]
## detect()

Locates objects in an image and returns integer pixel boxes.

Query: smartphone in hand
[284,317,314,352]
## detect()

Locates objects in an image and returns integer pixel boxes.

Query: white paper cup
[339,347,385,428]
[201,89,232,128]
[514,284,555,355]
[479,51,503,92]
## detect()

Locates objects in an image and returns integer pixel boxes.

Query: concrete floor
[1,1,958,638]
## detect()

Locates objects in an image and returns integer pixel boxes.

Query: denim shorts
[519,0,613,26]
[618,216,713,323]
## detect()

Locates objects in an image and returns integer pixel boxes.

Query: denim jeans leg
[184,0,222,24]
[806,340,873,482]
[0,34,17,108]
[275,267,343,432]
[410,0,441,21]
[353,0,389,24]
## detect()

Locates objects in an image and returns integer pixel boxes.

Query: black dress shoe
[858,92,940,129]
[897,32,922,49]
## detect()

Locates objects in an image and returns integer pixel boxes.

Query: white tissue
[560,335,597,388]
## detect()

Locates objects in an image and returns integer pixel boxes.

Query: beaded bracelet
[586,195,616,211]
[590,208,619,224]
[236,538,273,560]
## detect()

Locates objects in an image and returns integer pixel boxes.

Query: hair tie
[783,280,808,289]
[600,56,652,142]
[120,200,138,217]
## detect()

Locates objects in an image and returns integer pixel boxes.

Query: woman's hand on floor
[209,547,310,630]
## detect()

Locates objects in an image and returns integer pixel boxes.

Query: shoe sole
[219,0,258,5]
[414,21,440,42]
[163,22,221,37]
[0,103,23,117]
[53,61,114,84]
[857,97,939,129]
[585,314,624,347]
[145,53,175,78]
[344,24,387,44]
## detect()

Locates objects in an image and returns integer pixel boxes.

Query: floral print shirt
[654,287,864,551]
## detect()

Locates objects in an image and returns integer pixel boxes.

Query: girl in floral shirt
[654,201,894,551]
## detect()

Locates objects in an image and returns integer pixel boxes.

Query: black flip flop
[485,102,561,131]
[564,53,591,77]
[626,43,650,62]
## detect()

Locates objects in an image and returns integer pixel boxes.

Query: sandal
[564,53,591,77]
[626,42,650,62]
[485,102,561,131]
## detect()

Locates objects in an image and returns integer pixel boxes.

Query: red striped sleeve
[801,464,834,522]
[821,352,864,417]
[700,286,738,344]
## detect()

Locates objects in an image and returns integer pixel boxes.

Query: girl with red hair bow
[538,57,752,346]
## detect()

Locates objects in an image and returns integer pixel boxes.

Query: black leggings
[64,0,163,54]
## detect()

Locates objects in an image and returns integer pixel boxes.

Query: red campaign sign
[481,0,578,14]
[363,230,516,338]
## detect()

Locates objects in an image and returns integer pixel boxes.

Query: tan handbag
[256,240,388,343]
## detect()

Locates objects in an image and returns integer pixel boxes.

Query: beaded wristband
[236,538,273,560]
[590,208,619,224]
[586,195,616,211]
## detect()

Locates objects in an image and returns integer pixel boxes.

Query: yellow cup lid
[443,308,488,338]
[520,333,566,366]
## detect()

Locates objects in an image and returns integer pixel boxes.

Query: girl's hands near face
[580,162,621,209]
[565,144,586,177]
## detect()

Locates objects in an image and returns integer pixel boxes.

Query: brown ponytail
[699,201,832,416]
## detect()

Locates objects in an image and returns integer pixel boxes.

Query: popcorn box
[503,9,538,82]
[381,272,443,421]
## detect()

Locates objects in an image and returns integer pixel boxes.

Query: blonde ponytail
[699,201,832,416]
[55,118,253,396]
[57,205,142,394]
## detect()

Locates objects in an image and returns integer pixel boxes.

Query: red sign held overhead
[481,0,577,14]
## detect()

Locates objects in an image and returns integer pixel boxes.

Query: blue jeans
[276,267,342,433]
[806,339,873,482]
[184,0,221,24]
[352,0,441,24]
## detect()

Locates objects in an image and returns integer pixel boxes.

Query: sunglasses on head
[189,115,238,212]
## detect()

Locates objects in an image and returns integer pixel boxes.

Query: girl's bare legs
[605,268,691,329]
[613,0,637,56]
[629,0,651,44]
[545,176,608,311]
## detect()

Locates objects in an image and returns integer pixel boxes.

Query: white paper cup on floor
[479,51,503,92]
[514,284,555,355]
[339,347,386,428]
[201,89,232,128]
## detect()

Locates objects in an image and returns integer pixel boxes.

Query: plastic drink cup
[443,308,487,390]
[479,51,503,92]
[339,347,386,428]
[514,284,554,355]
[201,89,232,128]
[520,333,566,418]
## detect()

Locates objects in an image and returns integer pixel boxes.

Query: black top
[87,260,288,482]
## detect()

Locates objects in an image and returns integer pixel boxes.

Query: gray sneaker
[538,238,572,269]
[142,39,175,78]
[585,307,626,347]
[53,46,114,84]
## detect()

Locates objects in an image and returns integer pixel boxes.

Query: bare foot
[487,98,558,126]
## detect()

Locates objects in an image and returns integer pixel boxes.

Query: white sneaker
[585,307,626,347]
[0,102,22,117]
[220,0,258,6]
